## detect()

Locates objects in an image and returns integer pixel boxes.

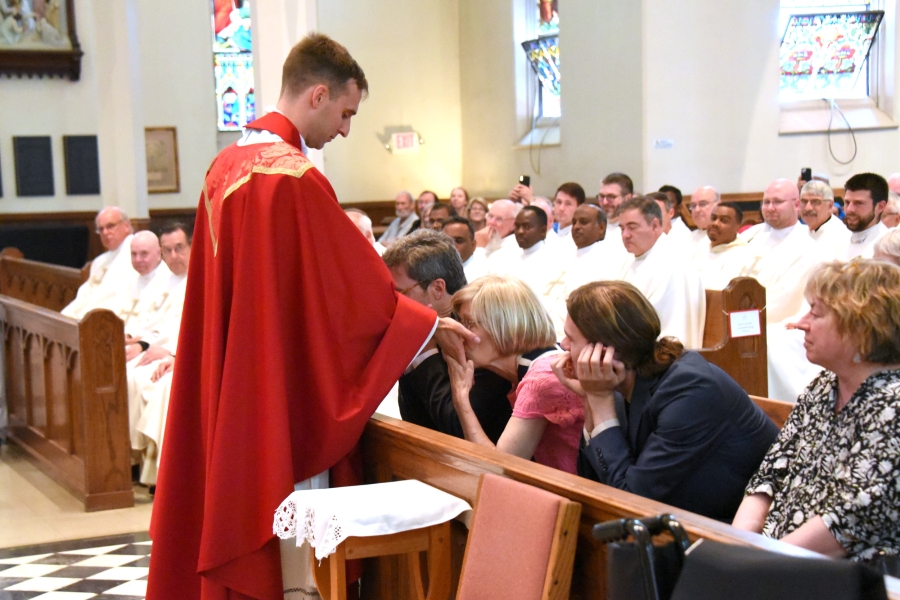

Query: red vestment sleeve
[146,129,436,600]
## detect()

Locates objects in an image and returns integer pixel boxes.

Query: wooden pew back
[360,416,899,600]
[0,295,133,511]
[0,247,90,312]
[699,277,768,397]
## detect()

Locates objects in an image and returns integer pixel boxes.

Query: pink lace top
[511,355,585,474]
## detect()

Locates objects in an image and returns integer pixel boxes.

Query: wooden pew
[360,415,900,600]
[699,277,767,397]
[0,295,133,511]
[751,394,794,429]
[0,248,90,312]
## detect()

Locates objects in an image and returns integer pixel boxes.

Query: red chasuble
[146,112,437,600]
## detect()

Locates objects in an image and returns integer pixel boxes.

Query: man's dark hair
[617,195,662,224]
[556,182,586,205]
[579,203,608,226]
[718,202,744,224]
[419,190,439,203]
[844,172,889,205]
[160,221,193,245]
[522,204,549,229]
[647,191,672,210]
[658,184,683,207]
[428,202,456,218]
[382,229,467,294]
[442,216,475,239]
[602,172,634,195]
[281,33,368,99]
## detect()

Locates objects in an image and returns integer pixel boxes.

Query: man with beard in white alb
[838,172,889,260]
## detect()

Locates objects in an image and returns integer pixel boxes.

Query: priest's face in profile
[619,208,661,256]
[161,229,191,276]
[707,206,740,247]
[843,189,883,233]
[571,204,606,249]
[305,80,362,149]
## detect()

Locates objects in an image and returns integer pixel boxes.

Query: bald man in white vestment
[696,203,753,290]
[739,179,816,324]
[483,199,522,267]
[99,231,172,326]
[686,186,719,260]
[800,180,849,260]
[61,207,135,319]
[617,197,706,349]
[545,204,627,338]
[345,208,386,256]
[127,225,192,485]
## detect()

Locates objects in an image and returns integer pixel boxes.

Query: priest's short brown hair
[281,33,369,99]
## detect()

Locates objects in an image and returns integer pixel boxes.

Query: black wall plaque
[13,136,54,197]
[63,135,100,195]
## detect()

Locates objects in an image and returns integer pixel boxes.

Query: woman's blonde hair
[806,259,900,364]
[467,197,489,215]
[567,280,683,377]
[874,228,900,266]
[451,276,557,357]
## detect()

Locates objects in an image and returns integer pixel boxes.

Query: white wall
[317,0,464,203]
[0,0,217,215]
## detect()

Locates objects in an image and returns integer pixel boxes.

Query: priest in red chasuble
[146,34,473,600]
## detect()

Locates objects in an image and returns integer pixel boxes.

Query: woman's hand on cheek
[551,352,585,398]
[575,344,627,396]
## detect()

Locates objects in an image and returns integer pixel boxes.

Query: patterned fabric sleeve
[512,356,583,428]
[745,372,822,497]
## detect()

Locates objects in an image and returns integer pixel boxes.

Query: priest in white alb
[482,199,522,269]
[597,172,634,248]
[499,206,562,299]
[838,172,889,260]
[126,223,191,485]
[686,185,719,260]
[695,203,754,290]
[441,217,488,283]
[617,196,706,349]
[61,207,135,319]
[650,191,692,251]
[99,231,172,327]
[740,179,816,324]
[801,179,849,259]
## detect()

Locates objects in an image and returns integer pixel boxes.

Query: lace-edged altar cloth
[274,479,473,560]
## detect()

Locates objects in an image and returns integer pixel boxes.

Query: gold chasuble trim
[207,150,316,257]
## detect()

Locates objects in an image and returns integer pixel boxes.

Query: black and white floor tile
[0,532,150,599]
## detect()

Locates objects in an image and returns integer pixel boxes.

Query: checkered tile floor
[0,532,150,599]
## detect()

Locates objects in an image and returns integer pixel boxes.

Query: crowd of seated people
[342,171,900,566]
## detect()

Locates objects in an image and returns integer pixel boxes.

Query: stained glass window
[211,0,255,131]
[522,0,560,119]
[779,2,883,102]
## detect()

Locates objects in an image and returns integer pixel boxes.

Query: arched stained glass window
[779,0,884,102]
[522,0,560,119]
[212,0,255,131]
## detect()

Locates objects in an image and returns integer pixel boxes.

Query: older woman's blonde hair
[874,228,900,266]
[806,259,900,364]
[467,197,489,214]
[451,276,556,356]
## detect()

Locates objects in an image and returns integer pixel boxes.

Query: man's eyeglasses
[800,198,829,208]
[597,194,621,202]
[397,280,432,296]
[687,202,712,212]
[95,220,123,234]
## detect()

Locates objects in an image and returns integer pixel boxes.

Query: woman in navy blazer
[552,280,778,521]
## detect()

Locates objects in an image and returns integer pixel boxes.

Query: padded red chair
[456,473,581,600]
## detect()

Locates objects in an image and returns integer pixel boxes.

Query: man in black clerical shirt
[383,229,512,442]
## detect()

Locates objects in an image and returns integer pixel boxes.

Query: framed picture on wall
[0,0,83,80]
[145,127,180,194]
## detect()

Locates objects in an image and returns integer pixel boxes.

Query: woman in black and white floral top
[733,259,900,562]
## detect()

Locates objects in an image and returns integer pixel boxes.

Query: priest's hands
[151,356,175,382]
[434,317,479,366]
[137,345,173,367]
[125,343,143,362]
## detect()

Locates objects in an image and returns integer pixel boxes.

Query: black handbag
[593,514,691,600]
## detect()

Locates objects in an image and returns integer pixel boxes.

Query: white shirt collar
[521,240,546,257]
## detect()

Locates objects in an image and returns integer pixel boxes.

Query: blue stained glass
[522,35,560,97]
[780,11,883,99]
[212,0,255,131]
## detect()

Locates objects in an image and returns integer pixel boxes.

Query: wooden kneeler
[311,521,451,600]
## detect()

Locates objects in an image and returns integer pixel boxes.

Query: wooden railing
[360,415,900,600]
[0,248,89,312]
[0,296,132,511]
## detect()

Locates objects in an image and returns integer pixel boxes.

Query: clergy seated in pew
[734,259,900,566]
[650,190,691,247]
[61,207,135,319]
[382,230,512,443]
[125,223,192,486]
[441,217,488,284]
[445,276,584,473]
[616,196,706,349]
[684,185,719,260]
[0,247,89,311]
[551,280,778,521]
[695,203,754,290]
